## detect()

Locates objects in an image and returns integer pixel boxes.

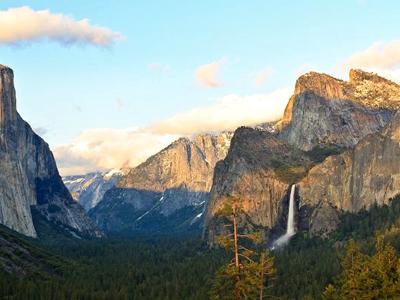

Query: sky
[1,1,400,175]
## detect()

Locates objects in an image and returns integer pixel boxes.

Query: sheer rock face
[298,111,400,236]
[277,69,400,151]
[118,133,232,193]
[205,70,400,242]
[89,133,233,233]
[0,65,102,238]
[204,127,312,242]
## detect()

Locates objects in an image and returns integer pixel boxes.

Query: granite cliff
[204,127,311,242]
[205,69,400,243]
[298,110,400,236]
[89,133,232,234]
[0,65,102,238]
[277,69,400,151]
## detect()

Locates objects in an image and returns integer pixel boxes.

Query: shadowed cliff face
[0,65,102,238]
[89,133,232,234]
[205,69,400,243]
[277,69,400,151]
[298,111,400,236]
[204,127,312,243]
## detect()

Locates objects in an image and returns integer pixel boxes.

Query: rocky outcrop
[0,65,102,238]
[277,69,400,151]
[298,111,400,236]
[204,69,400,243]
[63,169,124,211]
[89,132,232,234]
[204,127,312,242]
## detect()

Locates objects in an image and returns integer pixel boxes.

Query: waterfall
[286,184,295,235]
[272,184,296,249]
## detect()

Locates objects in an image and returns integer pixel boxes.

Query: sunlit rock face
[277,69,400,151]
[89,132,233,234]
[0,65,102,238]
[298,111,400,236]
[204,127,311,244]
[204,70,400,243]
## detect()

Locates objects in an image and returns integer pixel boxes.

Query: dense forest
[2,195,400,299]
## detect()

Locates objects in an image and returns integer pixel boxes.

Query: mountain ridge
[204,68,400,243]
[89,132,232,234]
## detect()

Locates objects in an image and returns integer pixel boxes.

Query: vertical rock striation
[0,65,102,238]
[89,132,233,234]
[204,127,312,243]
[277,70,400,151]
[205,69,400,242]
[298,111,400,236]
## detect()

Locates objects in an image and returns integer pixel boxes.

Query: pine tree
[210,196,275,300]
[324,236,400,300]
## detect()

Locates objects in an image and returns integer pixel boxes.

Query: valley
[1,3,400,298]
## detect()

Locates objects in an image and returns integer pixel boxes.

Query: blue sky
[1,1,400,174]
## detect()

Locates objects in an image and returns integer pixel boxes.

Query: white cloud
[342,40,400,70]
[254,68,273,85]
[54,128,179,176]
[53,87,292,175]
[0,6,123,47]
[338,40,400,83]
[147,88,292,135]
[195,59,224,88]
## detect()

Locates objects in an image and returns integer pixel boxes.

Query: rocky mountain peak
[0,65,17,128]
[349,69,395,85]
[347,69,400,110]
[294,71,346,99]
[118,132,232,193]
[0,65,102,238]
[277,69,400,151]
[291,69,400,109]
[90,132,233,234]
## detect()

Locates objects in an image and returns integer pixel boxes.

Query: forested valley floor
[2,195,400,299]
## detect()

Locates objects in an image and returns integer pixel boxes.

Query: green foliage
[306,145,344,163]
[324,237,400,299]
[270,235,341,299]
[1,235,228,300]
[210,252,275,300]
[210,196,275,300]
[334,196,400,242]
[271,159,310,183]
[3,195,400,299]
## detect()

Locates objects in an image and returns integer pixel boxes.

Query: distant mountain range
[63,169,124,211]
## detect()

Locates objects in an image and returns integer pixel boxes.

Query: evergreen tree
[324,236,400,300]
[210,196,275,300]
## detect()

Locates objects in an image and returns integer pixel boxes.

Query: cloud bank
[54,128,179,176]
[0,6,123,47]
[54,87,292,175]
[147,88,292,135]
[339,40,400,83]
